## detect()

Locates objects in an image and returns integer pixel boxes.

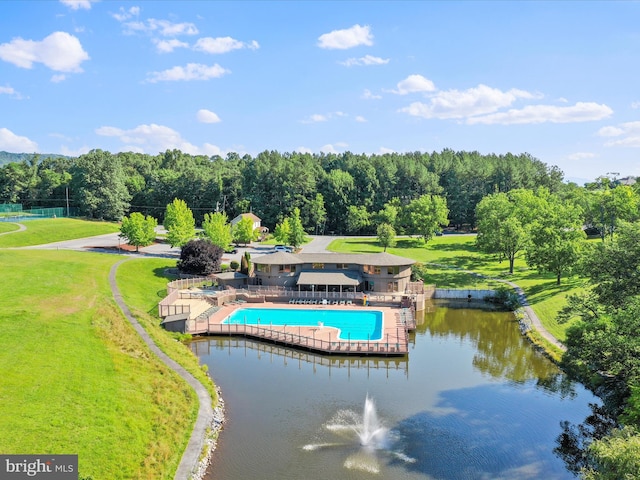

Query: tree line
[0,148,565,233]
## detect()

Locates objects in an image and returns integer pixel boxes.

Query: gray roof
[297,270,362,286]
[161,312,189,323]
[253,251,415,267]
[214,272,249,280]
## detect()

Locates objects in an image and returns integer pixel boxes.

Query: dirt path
[108,259,214,480]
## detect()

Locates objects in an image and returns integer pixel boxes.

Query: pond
[192,302,600,480]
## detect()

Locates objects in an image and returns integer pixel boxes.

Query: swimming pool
[223,308,383,341]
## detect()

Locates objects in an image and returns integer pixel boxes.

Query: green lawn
[0,250,198,479]
[0,218,120,247]
[115,258,218,404]
[0,222,20,234]
[329,235,584,343]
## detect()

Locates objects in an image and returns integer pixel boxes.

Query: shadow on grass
[153,266,178,280]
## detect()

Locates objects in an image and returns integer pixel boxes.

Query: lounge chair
[346,300,353,305]
[289,298,295,304]
[332,300,338,305]
[339,300,346,305]
[322,299,328,305]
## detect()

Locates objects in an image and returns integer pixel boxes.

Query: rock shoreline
[191,386,226,480]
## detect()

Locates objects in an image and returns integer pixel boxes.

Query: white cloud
[194,36,260,54]
[317,24,373,50]
[60,0,95,10]
[632,101,640,109]
[340,55,389,67]
[95,123,224,156]
[392,74,436,95]
[154,39,189,53]
[59,144,91,157]
[302,114,329,123]
[355,115,367,123]
[567,152,597,161]
[145,63,229,83]
[0,85,22,99]
[301,112,349,124]
[362,89,382,100]
[320,143,348,154]
[598,121,640,147]
[295,146,313,154]
[0,31,89,72]
[468,102,613,125]
[111,6,140,22]
[0,127,38,151]
[51,74,66,83]
[121,18,198,36]
[400,84,537,119]
[379,147,395,154]
[197,109,221,123]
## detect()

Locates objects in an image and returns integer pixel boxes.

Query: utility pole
[65,187,70,217]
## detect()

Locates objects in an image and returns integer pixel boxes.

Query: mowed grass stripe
[0,218,120,247]
[0,250,197,479]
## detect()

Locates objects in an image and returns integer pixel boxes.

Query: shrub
[177,239,223,275]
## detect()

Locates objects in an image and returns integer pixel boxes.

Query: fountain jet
[356,395,388,448]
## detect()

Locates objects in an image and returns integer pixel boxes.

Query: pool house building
[252,251,415,294]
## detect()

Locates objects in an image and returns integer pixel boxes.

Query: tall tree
[163,198,195,247]
[404,194,449,244]
[71,149,131,220]
[232,215,257,246]
[202,212,233,250]
[526,200,586,284]
[273,217,291,244]
[476,192,527,274]
[308,193,327,235]
[120,212,157,252]
[288,207,305,249]
[377,223,396,252]
[346,205,371,234]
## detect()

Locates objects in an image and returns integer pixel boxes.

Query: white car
[274,245,292,253]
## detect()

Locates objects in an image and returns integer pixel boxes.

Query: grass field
[0,223,20,234]
[329,235,585,342]
[0,250,198,479]
[0,218,120,247]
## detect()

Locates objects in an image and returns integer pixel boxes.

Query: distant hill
[0,151,72,166]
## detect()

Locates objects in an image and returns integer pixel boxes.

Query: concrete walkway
[108,260,213,480]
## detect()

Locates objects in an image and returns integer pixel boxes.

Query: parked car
[274,245,292,253]
[225,247,238,254]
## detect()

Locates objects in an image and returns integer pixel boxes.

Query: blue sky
[1,1,639,183]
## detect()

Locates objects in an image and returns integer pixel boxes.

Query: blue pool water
[223,308,383,341]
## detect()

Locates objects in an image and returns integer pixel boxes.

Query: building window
[279,264,297,273]
[387,281,399,292]
[336,263,349,270]
[374,266,381,275]
[312,263,325,269]
[387,266,400,275]
[257,264,269,273]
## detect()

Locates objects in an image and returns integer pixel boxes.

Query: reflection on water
[194,303,600,480]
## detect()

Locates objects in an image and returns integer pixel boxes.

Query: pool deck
[189,301,413,356]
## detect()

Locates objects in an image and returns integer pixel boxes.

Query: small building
[213,271,248,289]
[230,212,262,231]
[252,252,415,294]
